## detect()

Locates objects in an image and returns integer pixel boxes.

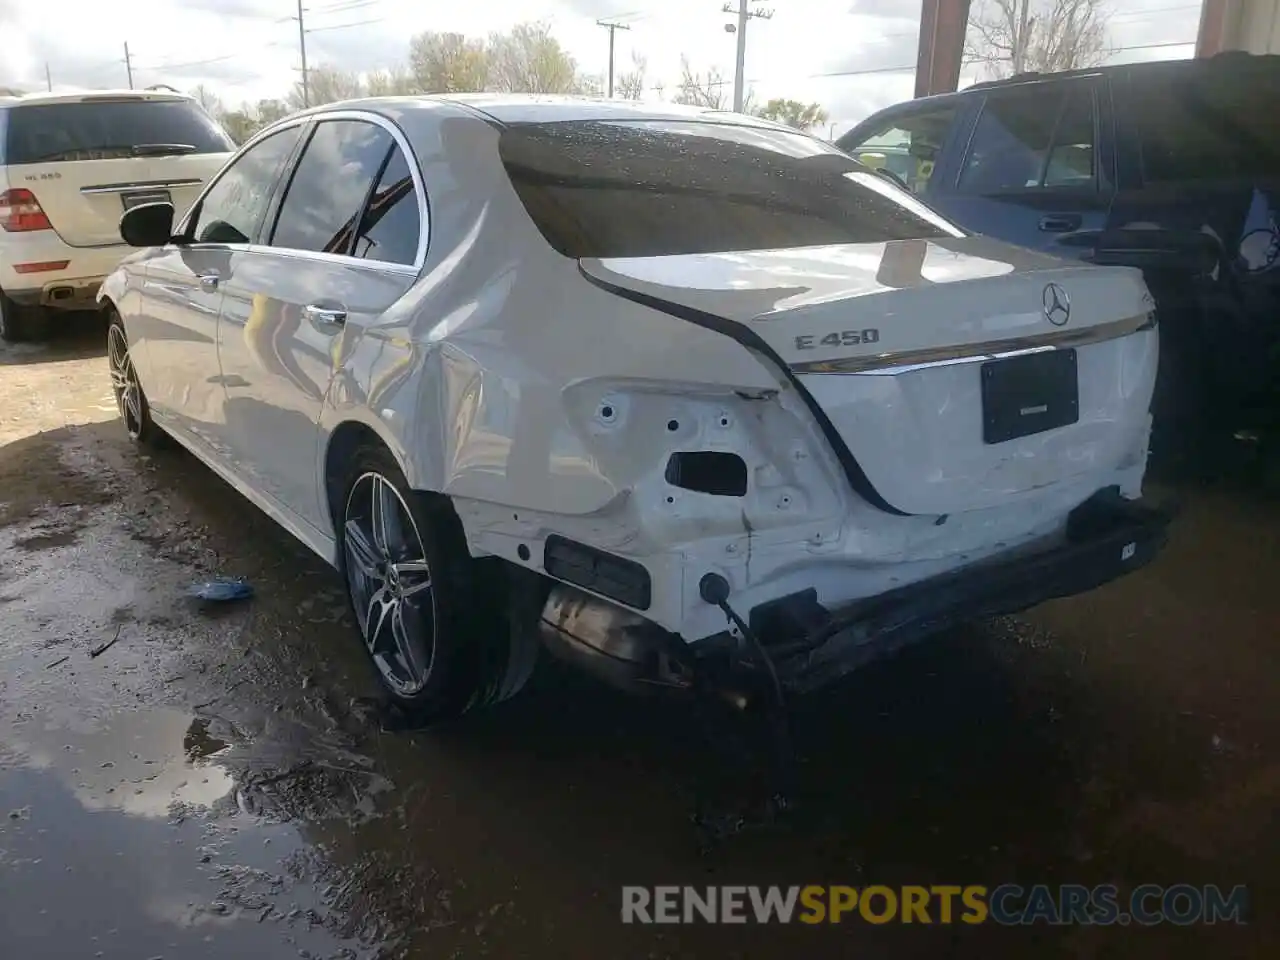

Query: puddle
[0,708,384,959]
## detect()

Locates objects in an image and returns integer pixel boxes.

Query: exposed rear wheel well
[324,422,385,532]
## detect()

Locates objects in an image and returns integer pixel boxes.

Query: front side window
[840,107,957,195]
[189,125,303,245]
[270,120,394,255]
[958,84,1096,193]
[499,119,964,259]
[352,144,422,266]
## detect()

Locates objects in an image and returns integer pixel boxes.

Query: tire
[0,292,46,343]
[106,310,163,445]
[336,443,538,722]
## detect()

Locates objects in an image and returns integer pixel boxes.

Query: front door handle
[198,273,220,291]
[304,303,347,326]
[1039,214,1082,233]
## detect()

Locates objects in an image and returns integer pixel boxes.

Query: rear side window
[1129,63,1280,183]
[270,120,394,256]
[353,144,422,266]
[958,83,1096,192]
[498,119,963,259]
[2,98,233,165]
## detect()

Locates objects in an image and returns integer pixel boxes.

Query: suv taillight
[0,188,52,232]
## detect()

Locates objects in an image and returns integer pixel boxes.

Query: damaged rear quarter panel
[316,109,791,546]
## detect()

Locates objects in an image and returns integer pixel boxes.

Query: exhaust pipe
[538,585,695,696]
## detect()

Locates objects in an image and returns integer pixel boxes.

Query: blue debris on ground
[188,578,255,603]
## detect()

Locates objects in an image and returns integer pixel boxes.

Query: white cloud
[1,0,1204,133]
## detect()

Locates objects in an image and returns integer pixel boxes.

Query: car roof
[840,51,1278,138]
[0,89,197,109]
[419,93,793,130]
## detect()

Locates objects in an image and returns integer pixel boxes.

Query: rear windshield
[498,119,964,259]
[1129,61,1280,183]
[1,98,234,165]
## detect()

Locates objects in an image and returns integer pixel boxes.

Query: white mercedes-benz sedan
[99,95,1171,722]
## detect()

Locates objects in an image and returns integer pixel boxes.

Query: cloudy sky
[1,0,1205,136]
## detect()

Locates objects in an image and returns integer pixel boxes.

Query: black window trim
[175,115,311,251]
[954,78,1102,197]
[175,109,429,274]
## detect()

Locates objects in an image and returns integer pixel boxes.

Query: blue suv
[838,53,1280,473]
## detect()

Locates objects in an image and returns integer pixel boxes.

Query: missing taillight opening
[665,451,749,497]
[0,189,52,232]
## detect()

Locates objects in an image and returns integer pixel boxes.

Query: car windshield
[1,99,233,165]
[498,119,965,259]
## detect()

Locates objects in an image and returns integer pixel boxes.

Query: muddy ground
[1,318,1277,959]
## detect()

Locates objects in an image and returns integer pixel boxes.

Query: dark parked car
[838,53,1280,470]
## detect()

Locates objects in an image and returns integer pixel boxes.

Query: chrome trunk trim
[791,312,1156,375]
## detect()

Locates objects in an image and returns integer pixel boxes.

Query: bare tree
[673,56,728,109]
[672,56,756,112]
[756,98,829,131]
[488,22,580,94]
[407,31,488,93]
[289,64,365,110]
[189,84,224,116]
[967,0,1110,79]
[615,52,647,100]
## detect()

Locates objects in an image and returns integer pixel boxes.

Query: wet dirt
[2,322,1278,959]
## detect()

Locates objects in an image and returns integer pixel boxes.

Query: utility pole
[123,42,134,89]
[597,19,631,99]
[722,0,773,113]
[296,0,310,108]
[45,62,52,92]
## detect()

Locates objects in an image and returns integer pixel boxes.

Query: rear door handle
[1039,214,1082,233]
[198,273,220,291]
[304,303,347,326]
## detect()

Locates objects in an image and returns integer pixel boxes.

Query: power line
[307,16,387,34]
[597,19,632,98]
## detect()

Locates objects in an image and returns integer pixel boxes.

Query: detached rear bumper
[769,489,1173,694]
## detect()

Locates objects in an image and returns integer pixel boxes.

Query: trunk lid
[581,236,1158,516]
[1,93,233,247]
[12,153,228,247]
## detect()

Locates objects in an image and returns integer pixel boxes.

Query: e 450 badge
[794,329,881,351]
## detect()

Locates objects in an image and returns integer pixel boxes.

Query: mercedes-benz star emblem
[1043,282,1071,327]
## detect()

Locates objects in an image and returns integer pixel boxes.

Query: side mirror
[119,201,176,247]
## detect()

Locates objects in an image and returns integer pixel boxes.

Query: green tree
[365,66,416,97]
[407,31,489,93]
[488,22,580,94]
[755,98,829,131]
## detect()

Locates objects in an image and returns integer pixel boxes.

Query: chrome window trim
[81,178,205,195]
[791,311,1156,375]
[175,109,429,275]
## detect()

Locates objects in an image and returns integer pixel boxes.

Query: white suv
[0,90,233,342]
